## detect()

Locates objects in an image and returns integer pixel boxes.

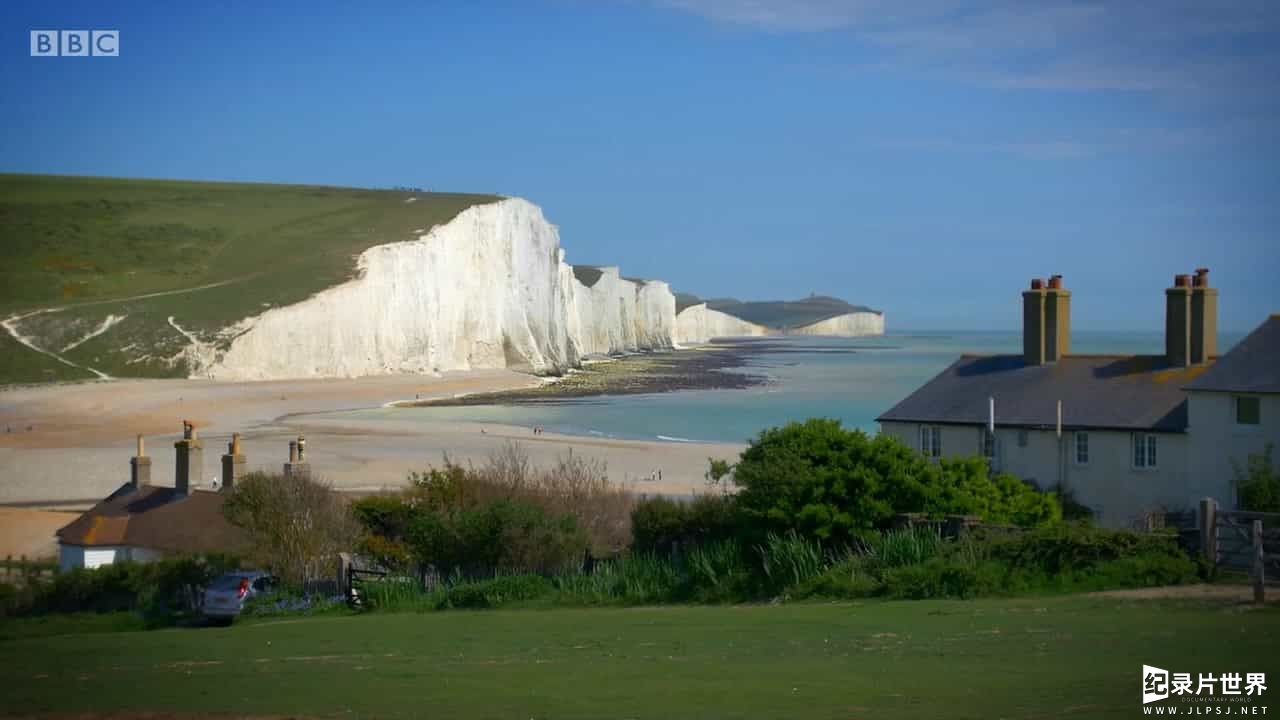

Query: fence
[1198,498,1279,604]
[0,555,56,588]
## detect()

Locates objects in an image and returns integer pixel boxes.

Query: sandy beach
[0,371,744,507]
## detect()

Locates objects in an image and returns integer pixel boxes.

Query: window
[1017,429,1029,448]
[1236,396,1261,425]
[920,425,941,458]
[1132,433,1158,469]
[1074,432,1089,466]
[980,428,1000,471]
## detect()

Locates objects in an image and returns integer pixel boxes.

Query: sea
[354,331,1243,445]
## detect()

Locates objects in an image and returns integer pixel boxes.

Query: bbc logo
[30,30,119,57]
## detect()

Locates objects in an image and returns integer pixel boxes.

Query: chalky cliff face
[195,197,884,381]
[673,304,771,345]
[788,312,885,336]
[203,199,676,380]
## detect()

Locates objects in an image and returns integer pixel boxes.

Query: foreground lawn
[1,596,1277,719]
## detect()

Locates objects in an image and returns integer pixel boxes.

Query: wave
[657,434,695,443]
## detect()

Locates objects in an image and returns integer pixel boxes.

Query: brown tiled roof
[56,484,248,554]
[877,354,1213,432]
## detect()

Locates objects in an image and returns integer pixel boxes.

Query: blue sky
[2,1,1277,331]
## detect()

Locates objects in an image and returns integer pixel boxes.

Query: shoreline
[396,340,775,408]
[0,367,745,506]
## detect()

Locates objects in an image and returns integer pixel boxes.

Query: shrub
[1235,444,1280,513]
[981,524,1188,575]
[630,494,739,554]
[685,540,749,602]
[791,557,882,599]
[438,574,553,609]
[729,419,1059,547]
[406,497,585,577]
[881,558,1009,600]
[12,554,240,619]
[868,526,942,569]
[222,471,359,588]
[756,531,826,596]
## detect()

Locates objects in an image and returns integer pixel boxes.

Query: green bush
[685,540,750,602]
[1235,444,1280,513]
[756,531,826,596]
[630,494,739,554]
[868,526,942,569]
[791,557,882,599]
[12,554,240,619]
[439,574,554,610]
[729,419,1060,547]
[981,524,1187,575]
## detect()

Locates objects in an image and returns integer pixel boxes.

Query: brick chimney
[1023,275,1070,365]
[1165,273,1192,367]
[1022,278,1047,365]
[173,420,202,496]
[283,434,310,481]
[1044,274,1071,362]
[1190,267,1217,365]
[221,432,246,492]
[130,434,150,490]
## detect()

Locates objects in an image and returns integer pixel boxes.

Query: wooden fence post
[1200,498,1218,570]
[1254,519,1265,606]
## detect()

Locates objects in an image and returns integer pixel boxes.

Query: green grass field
[0,174,500,382]
[2,596,1276,719]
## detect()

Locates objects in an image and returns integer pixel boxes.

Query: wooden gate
[1200,499,1280,603]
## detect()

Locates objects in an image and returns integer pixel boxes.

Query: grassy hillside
[678,292,881,329]
[0,174,500,383]
[2,596,1275,718]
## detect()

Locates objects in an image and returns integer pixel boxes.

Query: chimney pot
[1030,278,1045,290]
[1175,274,1191,287]
[1047,274,1063,290]
[1193,267,1210,287]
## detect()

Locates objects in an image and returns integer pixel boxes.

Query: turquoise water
[358,331,1242,444]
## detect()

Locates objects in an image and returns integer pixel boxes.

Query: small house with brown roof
[877,269,1272,528]
[55,425,311,572]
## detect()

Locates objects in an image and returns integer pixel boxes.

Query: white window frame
[1073,431,1089,466]
[980,428,999,470]
[1132,433,1158,470]
[920,425,942,458]
[1235,396,1261,426]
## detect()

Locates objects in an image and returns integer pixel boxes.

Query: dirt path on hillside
[1,275,261,381]
[1091,584,1280,604]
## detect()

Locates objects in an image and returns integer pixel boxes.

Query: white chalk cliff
[204,199,682,380]
[197,197,881,381]
[673,304,771,345]
[789,312,885,337]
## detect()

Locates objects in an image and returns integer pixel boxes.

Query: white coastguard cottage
[55,424,312,571]
[1185,314,1280,496]
[878,269,1276,528]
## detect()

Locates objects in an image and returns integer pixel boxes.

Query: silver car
[203,571,277,624]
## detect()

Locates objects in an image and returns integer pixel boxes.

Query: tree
[726,419,1059,545]
[222,472,360,588]
[1235,444,1280,513]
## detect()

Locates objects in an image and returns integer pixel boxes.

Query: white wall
[1187,392,1280,509]
[58,544,164,572]
[879,421,1196,528]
